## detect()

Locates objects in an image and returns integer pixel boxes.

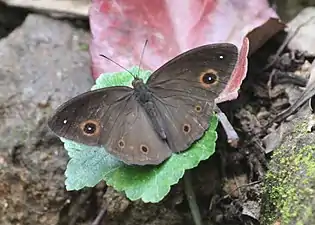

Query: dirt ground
[0,2,315,225]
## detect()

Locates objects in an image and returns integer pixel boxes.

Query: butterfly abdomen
[132,78,167,140]
[142,101,167,140]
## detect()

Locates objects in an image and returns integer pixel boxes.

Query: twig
[233,175,242,198]
[221,180,263,201]
[69,189,93,225]
[263,15,315,71]
[267,61,315,127]
[215,106,239,148]
[91,205,107,225]
[184,171,203,225]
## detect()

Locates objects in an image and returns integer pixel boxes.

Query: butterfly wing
[103,94,172,165]
[48,86,172,165]
[147,43,238,152]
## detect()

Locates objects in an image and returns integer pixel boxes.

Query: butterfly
[48,43,238,165]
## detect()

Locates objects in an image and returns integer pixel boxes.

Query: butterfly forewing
[48,86,133,146]
[146,43,238,153]
[147,43,238,89]
[48,86,172,165]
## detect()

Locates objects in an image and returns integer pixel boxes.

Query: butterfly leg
[214,105,239,147]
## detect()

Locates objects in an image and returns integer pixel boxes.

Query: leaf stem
[184,171,203,225]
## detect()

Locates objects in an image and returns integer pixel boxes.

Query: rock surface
[0,2,28,38]
[2,0,90,17]
[287,7,315,55]
[0,14,92,224]
[261,106,315,225]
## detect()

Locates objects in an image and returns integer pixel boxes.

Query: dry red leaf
[89,0,281,101]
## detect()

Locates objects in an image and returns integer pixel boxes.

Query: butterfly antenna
[137,39,148,76]
[99,54,135,78]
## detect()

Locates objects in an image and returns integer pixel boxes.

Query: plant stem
[184,171,203,225]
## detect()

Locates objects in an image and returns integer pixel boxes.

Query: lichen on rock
[261,114,315,225]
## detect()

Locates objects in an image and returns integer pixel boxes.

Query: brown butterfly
[48,43,238,165]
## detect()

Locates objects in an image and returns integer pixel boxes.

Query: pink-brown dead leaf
[247,18,285,55]
[89,0,279,102]
[216,37,249,103]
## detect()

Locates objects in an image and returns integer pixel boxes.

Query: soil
[0,3,314,225]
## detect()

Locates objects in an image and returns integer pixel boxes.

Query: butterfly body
[132,77,168,140]
[48,43,239,165]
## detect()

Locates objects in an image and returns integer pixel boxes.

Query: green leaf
[63,66,218,203]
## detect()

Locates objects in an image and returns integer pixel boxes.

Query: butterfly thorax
[132,77,151,103]
[132,77,167,140]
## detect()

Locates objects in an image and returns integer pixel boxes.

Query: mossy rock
[261,112,315,225]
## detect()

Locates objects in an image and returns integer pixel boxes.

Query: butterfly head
[132,77,145,89]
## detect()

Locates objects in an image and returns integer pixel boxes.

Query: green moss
[261,119,315,224]
[291,121,309,136]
